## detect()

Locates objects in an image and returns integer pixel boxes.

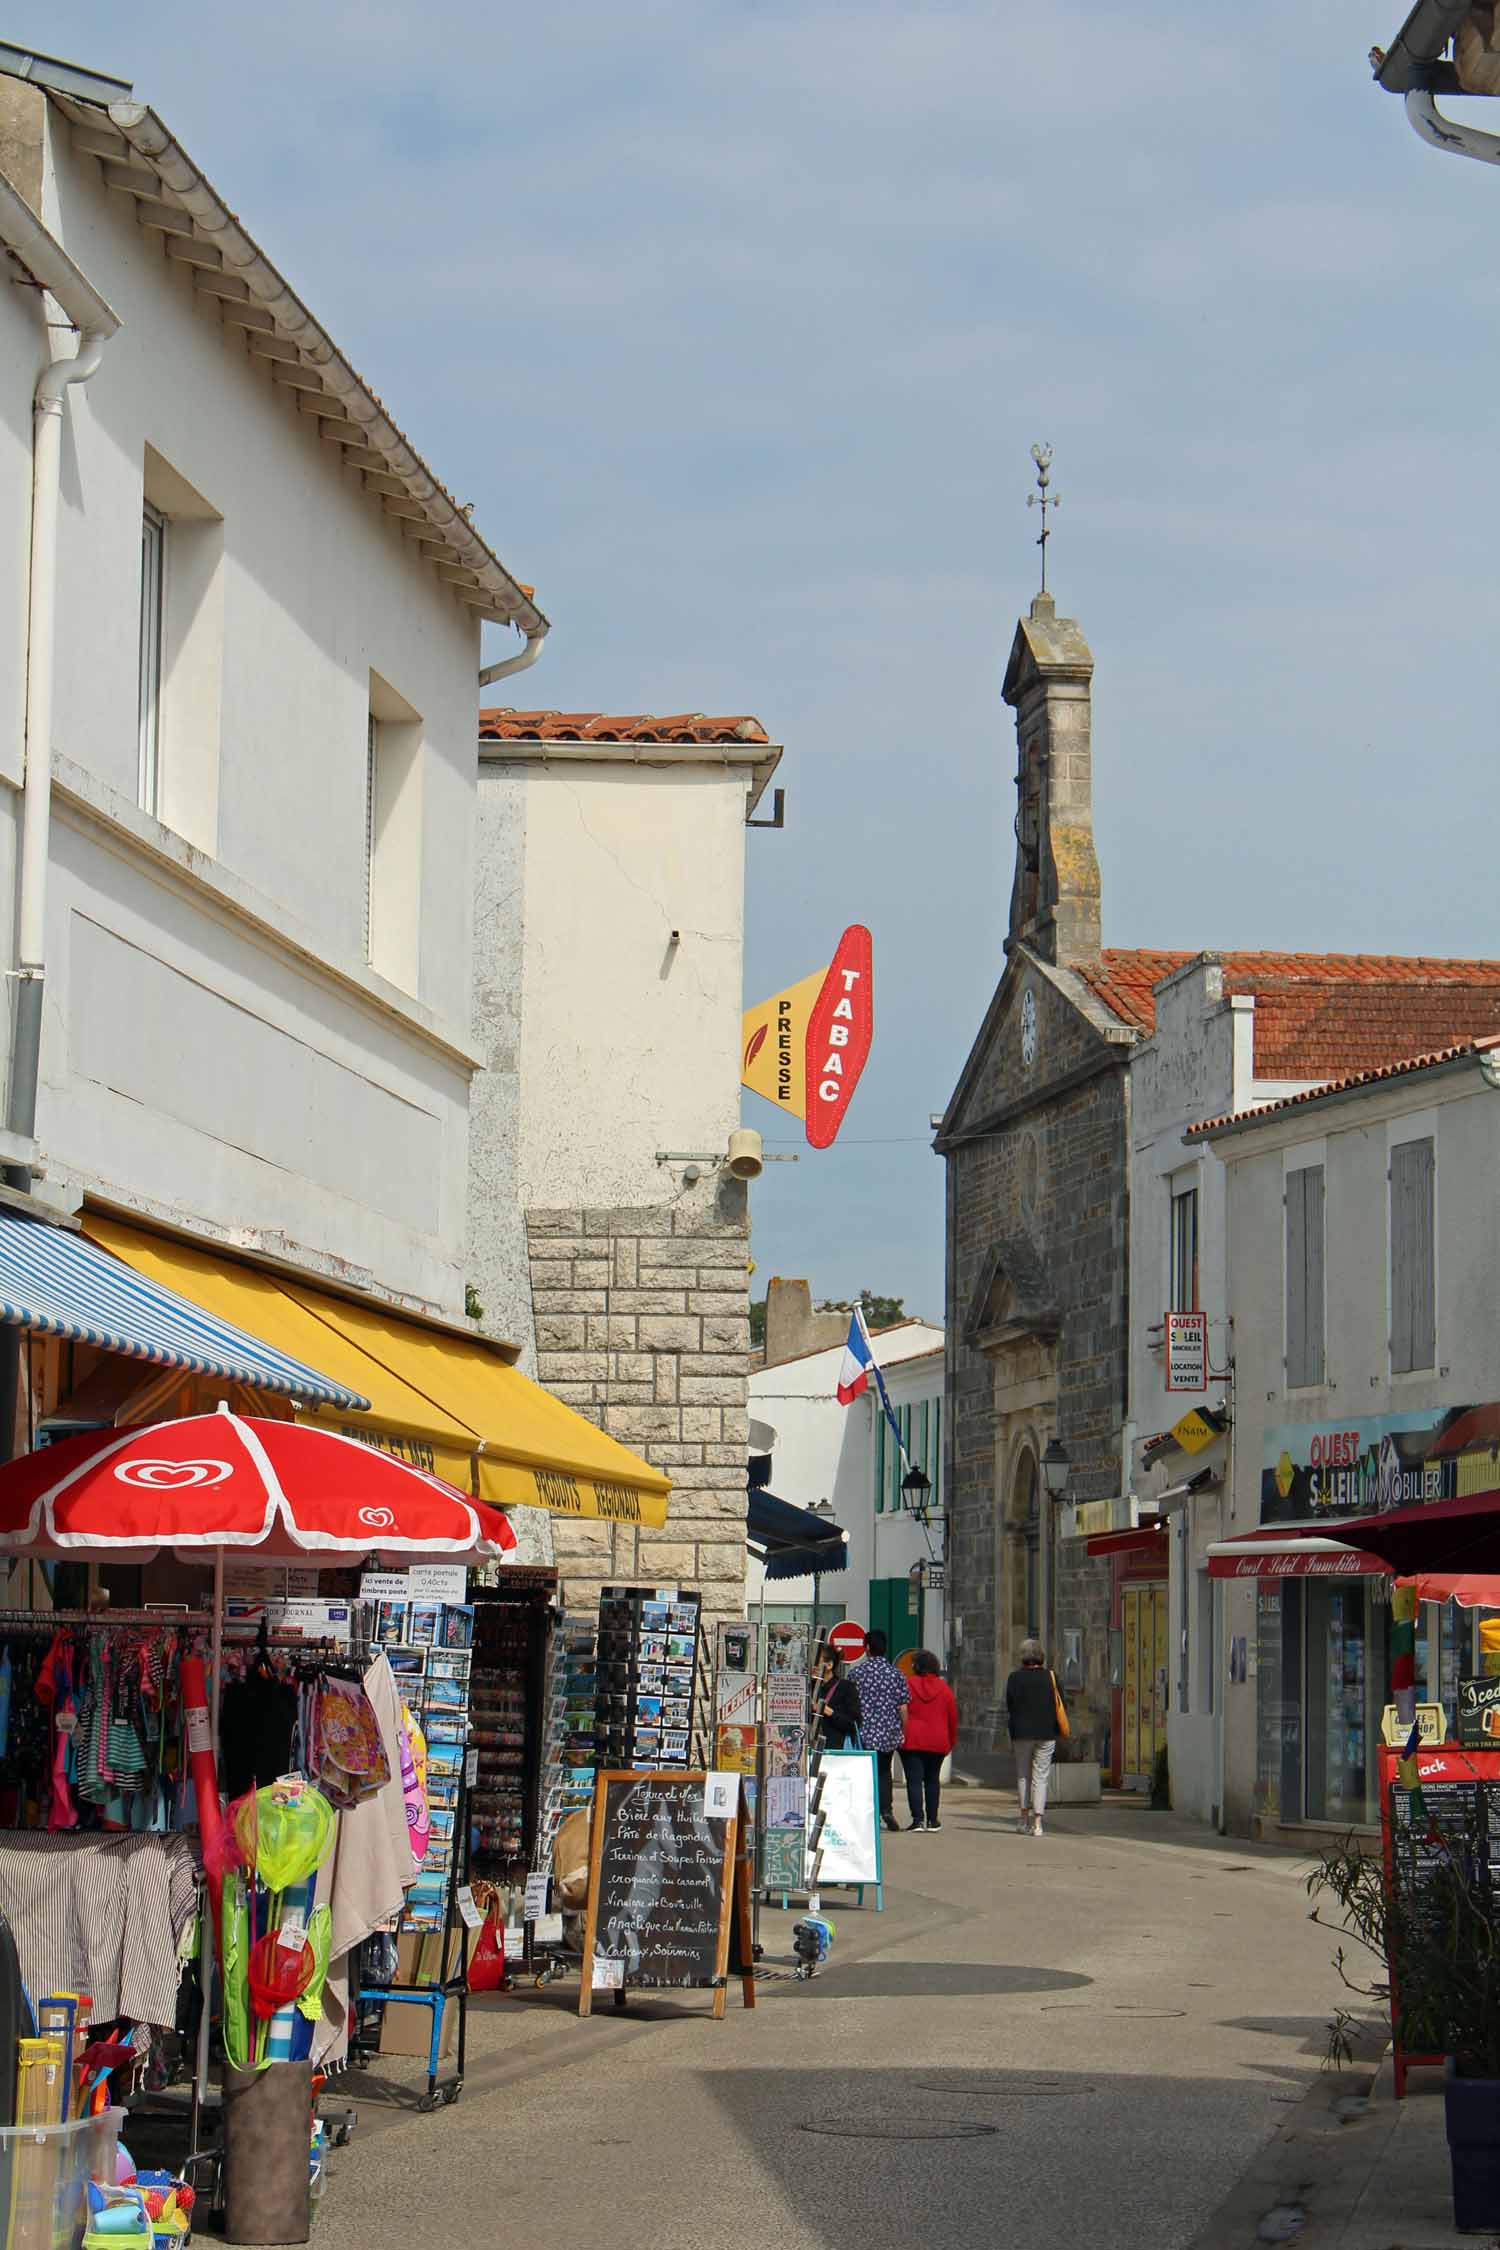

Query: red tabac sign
[741,925,873,1151]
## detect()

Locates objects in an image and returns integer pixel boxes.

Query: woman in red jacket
[899,1651,959,1831]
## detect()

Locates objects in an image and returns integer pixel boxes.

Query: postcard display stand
[594,1588,703,1772]
[521,1613,599,1967]
[538,1613,602,1865]
[357,1573,474,2108]
[761,1622,811,1903]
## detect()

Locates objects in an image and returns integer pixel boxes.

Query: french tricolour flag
[837,1309,909,1466]
[836,1310,872,1404]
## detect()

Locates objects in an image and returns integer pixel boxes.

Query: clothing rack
[0,1608,210,1631]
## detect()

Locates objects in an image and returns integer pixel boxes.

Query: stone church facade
[936,591,1135,1769]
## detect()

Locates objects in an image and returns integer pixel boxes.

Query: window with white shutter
[1390,1137,1436,1375]
[1285,1165,1325,1389]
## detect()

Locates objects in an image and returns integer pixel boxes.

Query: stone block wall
[526,1175,751,1629]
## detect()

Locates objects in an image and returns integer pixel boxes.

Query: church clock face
[1020,987,1038,1069]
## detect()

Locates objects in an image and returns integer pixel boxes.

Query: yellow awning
[81,1215,671,1529]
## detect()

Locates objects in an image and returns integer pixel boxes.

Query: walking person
[900,1651,958,1830]
[848,1630,909,1832]
[814,1653,863,1752]
[1005,1637,1066,1836]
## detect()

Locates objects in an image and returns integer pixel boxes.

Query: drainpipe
[1405,85,1500,165]
[479,628,548,691]
[0,177,120,1190]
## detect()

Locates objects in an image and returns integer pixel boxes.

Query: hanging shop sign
[740,924,874,1150]
[1458,1675,1500,1747]
[1378,1703,1446,1747]
[1165,1312,1209,1393]
[1171,1409,1218,1457]
[1258,1407,1496,1525]
[578,1772,755,2019]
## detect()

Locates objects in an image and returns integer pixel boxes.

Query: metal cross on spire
[1026,441,1060,594]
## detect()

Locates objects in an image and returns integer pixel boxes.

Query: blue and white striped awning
[0,1214,368,1410]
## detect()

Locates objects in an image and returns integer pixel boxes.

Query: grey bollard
[222,2060,312,2245]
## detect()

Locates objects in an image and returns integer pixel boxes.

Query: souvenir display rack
[468,1587,552,1918]
[594,1586,702,1770]
[536,1613,599,1872]
[372,1595,474,1934]
[354,1589,475,2110]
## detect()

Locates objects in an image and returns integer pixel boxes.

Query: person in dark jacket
[1005,1637,1063,1836]
[815,1655,863,1750]
[899,1651,958,1830]
[848,1630,910,1831]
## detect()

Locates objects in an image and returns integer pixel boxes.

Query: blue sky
[32,2,1500,1321]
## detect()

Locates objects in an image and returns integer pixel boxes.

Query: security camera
[724,1129,764,1183]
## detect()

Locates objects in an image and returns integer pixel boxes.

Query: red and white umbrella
[0,1409,515,1561]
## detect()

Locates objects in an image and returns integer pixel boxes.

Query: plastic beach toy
[247,1931,316,2021]
[234,1783,335,1894]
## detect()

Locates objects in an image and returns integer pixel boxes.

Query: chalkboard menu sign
[1378,1745,1500,2094]
[578,1772,754,2019]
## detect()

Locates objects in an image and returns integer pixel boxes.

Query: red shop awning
[1206,1536,1378,1581]
[1085,1523,1170,1560]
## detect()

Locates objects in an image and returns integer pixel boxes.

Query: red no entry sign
[828,1622,867,1661]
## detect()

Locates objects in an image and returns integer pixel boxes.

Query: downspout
[479,628,548,690]
[1405,86,1500,164]
[0,178,120,1190]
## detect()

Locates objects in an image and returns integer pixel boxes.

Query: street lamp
[900,1464,934,1524]
[1041,1437,1070,1502]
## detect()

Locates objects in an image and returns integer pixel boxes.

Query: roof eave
[38,80,546,641]
[478,736,784,816]
[1190,1048,1488,1146]
[1373,0,1468,91]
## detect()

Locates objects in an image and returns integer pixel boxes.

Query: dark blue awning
[748,1485,848,1579]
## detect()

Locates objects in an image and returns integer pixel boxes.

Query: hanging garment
[0,1831,196,2025]
[316,1652,415,2066]
[49,1641,79,1832]
[219,1669,297,1803]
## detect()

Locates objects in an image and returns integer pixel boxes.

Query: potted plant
[1309,1834,1500,2232]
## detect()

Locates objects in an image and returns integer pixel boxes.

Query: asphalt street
[316,1790,1350,2250]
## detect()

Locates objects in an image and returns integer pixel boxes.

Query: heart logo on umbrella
[113,1458,234,1489]
[358,1506,396,1529]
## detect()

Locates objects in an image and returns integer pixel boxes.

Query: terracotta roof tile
[1186,1034,1500,1138]
[478,709,769,745]
[1080,950,1500,1079]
